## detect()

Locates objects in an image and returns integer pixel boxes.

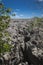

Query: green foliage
[0,39,5,53]
[27,17,43,32]
[30,22,34,29]
[0,41,12,53]
[3,43,12,52]
[12,13,16,16]
[0,32,3,37]
[6,8,11,13]
[0,21,9,31]
[0,1,12,54]
[35,17,43,27]
[4,31,10,37]
[0,16,10,20]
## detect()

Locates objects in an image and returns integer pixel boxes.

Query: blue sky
[1,0,43,18]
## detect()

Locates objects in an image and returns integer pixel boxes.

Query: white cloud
[38,0,43,2]
[20,14,24,17]
[10,9,24,18]
[11,11,17,15]
[15,15,20,18]
[10,14,24,19]
[10,15,15,19]
[16,9,20,11]
[10,11,24,19]
[41,14,43,17]
[14,14,24,18]
[10,14,31,19]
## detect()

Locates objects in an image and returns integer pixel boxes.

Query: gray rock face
[0,19,43,65]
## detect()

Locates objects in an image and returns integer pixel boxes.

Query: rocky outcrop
[0,19,43,65]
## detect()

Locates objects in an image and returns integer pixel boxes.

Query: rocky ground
[0,19,43,65]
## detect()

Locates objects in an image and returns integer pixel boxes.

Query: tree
[0,0,12,54]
